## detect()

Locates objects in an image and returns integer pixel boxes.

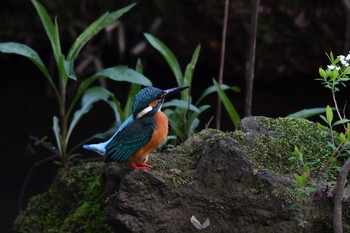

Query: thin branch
[18,154,58,213]
[216,0,229,129]
[244,0,260,117]
[343,0,350,53]
[333,156,350,233]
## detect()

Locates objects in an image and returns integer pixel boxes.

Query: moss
[234,117,332,175]
[14,161,112,233]
[149,128,229,186]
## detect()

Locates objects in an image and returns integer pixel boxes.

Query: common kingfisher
[83,86,189,170]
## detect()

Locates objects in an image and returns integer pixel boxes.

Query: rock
[14,117,344,232]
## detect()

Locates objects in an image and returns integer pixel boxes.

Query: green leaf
[31,0,62,67]
[188,105,210,130]
[302,165,309,174]
[319,67,327,79]
[305,186,318,193]
[63,59,77,80]
[65,87,115,144]
[163,99,200,112]
[319,115,329,125]
[0,42,49,79]
[343,66,350,75]
[294,174,305,188]
[52,116,62,155]
[288,107,328,119]
[68,66,152,118]
[67,3,136,61]
[182,44,201,100]
[325,105,333,125]
[196,83,239,106]
[333,119,350,126]
[331,69,339,80]
[294,146,303,162]
[92,66,152,86]
[213,79,241,128]
[144,33,183,86]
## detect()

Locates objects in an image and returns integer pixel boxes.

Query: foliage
[288,51,350,230]
[0,0,152,167]
[287,146,317,228]
[144,33,240,141]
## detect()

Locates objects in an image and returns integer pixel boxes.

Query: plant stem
[59,75,69,168]
[216,0,229,129]
[332,90,343,121]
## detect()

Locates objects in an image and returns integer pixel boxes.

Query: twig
[216,0,229,129]
[18,154,58,213]
[244,0,260,117]
[343,0,350,53]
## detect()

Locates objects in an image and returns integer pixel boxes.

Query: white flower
[336,66,341,71]
[328,64,336,70]
[339,55,349,66]
[346,53,350,61]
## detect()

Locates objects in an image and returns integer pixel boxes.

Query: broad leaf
[144,33,183,86]
[67,3,136,61]
[0,42,49,78]
[92,66,152,86]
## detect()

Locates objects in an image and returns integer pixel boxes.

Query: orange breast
[128,111,168,164]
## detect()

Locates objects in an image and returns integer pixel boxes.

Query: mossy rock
[13,161,113,233]
[13,116,347,232]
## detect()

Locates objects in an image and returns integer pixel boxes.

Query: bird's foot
[130,162,152,170]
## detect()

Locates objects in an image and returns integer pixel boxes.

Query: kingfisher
[83,86,189,170]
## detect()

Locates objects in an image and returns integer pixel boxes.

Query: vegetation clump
[14,161,112,233]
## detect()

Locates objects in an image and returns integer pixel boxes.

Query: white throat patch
[136,106,153,119]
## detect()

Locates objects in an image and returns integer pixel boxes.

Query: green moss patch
[14,161,112,233]
[235,117,332,174]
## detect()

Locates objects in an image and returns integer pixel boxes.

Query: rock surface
[14,116,344,232]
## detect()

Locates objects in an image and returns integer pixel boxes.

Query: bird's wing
[82,115,135,154]
[105,117,154,162]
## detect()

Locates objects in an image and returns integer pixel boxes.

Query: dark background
[0,0,348,232]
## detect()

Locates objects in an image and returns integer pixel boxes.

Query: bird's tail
[83,142,107,155]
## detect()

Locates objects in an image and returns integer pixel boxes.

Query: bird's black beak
[161,86,189,99]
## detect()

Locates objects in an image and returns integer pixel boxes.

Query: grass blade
[31,0,62,66]
[67,3,136,61]
[144,33,183,86]
[213,79,240,128]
